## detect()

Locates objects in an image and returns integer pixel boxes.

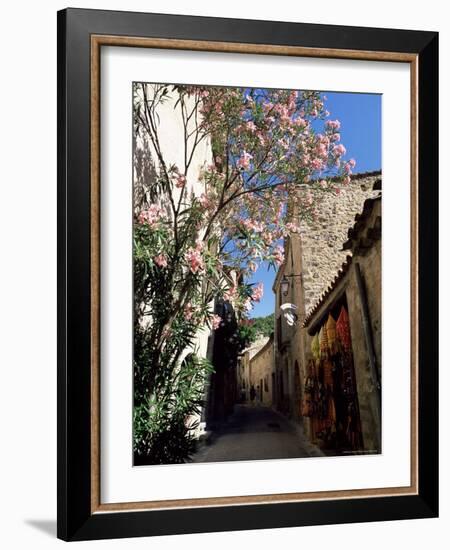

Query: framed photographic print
[57,8,439,541]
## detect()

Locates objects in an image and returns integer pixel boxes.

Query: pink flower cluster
[343,158,356,175]
[293,116,307,129]
[154,254,168,268]
[138,204,163,227]
[273,245,285,267]
[242,218,264,233]
[184,303,198,321]
[185,240,205,274]
[274,103,291,125]
[333,143,347,157]
[199,193,212,209]
[325,119,341,131]
[287,90,298,113]
[174,174,186,188]
[251,282,264,303]
[211,314,222,330]
[285,222,301,234]
[223,285,237,302]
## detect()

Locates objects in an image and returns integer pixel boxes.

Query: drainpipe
[355,262,381,436]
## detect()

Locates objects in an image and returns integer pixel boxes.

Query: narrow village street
[191,405,323,463]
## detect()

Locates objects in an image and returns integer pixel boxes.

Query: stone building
[237,337,270,403]
[302,194,382,452]
[248,334,274,407]
[300,172,381,312]
[273,235,305,419]
[272,172,382,453]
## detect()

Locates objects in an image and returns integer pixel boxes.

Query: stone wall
[250,336,274,407]
[299,172,381,313]
[301,197,382,452]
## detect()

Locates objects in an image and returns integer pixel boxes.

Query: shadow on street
[191,404,323,463]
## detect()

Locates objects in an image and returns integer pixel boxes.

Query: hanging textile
[319,325,329,354]
[336,305,352,351]
[301,361,316,417]
[326,313,337,354]
[311,332,320,360]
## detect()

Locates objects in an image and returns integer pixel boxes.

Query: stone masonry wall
[299,172,381,313]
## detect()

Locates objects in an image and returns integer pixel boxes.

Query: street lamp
[281,275,290,296]
[280,273,303,295]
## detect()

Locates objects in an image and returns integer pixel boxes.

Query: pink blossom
[184,303,196,321]
[243,298,253,312]
[212,314,222,330]
[319,179,327,188]
[348,158,356,168]
[315,143,328,158]
[343,175,351,185]
[154,254,168,268]
[273,245,285,267]
[343,162,353,174]
[138,204,163,227]
[285,222,301,233]
[223,285,237,302]
[301,153,311,167]
[279,137,289,150]
[175,174,186,188]
[333,143,347,156]
[251,282,264,303]
[194,238,204,252]
[311,158,324,171]
[242,218,264,233]
[199,193,212,209]
[257,133,267,146]
[288,91,298,113]
[330,133,340,142]
[294,117,307,129]
[185,247,204,274]
[326,119,341,131]
[276,104,291,124]
[246,120,257,132]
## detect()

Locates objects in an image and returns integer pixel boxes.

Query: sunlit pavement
[190,404,323,463]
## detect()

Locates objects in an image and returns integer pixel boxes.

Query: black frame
[57,8,438,541]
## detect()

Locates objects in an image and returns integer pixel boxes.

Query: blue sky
[248,91,382,318]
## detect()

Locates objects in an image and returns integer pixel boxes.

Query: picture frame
[57,7,438,541]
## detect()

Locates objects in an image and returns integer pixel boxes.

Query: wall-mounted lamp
[280,273,303,295]
[281,276,290,296]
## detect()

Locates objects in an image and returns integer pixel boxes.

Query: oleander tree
[133,83,355,463]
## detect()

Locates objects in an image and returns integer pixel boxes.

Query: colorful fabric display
[311,332,320,360]
[336,305,352,351]
[326,313,337,353]
[319,325,329,353]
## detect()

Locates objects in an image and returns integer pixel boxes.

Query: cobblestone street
[191,405,323,463]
